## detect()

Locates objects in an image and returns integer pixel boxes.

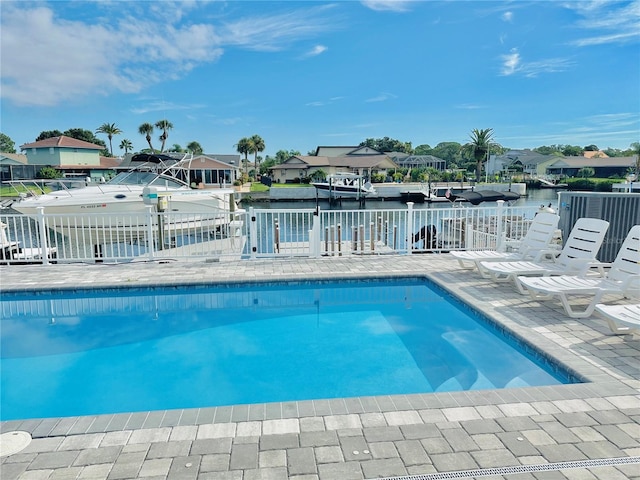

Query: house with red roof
[19,136,120,181]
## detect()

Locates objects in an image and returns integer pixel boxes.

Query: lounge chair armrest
[588,261,612,276]
[533,248,561,262]
[561,259,608,275]
[621,274,640,294]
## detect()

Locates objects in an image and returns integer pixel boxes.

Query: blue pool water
[0,278,576,420]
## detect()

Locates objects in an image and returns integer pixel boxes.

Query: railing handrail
[1,204,543,265]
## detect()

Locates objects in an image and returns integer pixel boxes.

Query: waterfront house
[270,148,399,183]
[188,154,242,187]
[19,136,117,181]
[488,150,559,177]
[547,156,638,177]
[0,152,34,181]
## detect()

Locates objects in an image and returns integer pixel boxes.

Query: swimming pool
[0,278,577,420]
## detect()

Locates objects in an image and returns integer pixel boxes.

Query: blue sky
[1,0,638,157]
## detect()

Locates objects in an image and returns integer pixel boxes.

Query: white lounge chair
[516,225,640,318]
[451,212,560,271]
[478,218,610,293]
[594,304,640,334]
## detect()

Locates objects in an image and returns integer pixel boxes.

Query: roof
[273,154,398,170]
[548,156,637,168]
[273,156,330,169]
[197,154,241,166]
[583,150,609,158]
[100,156,122,168]
[314,146,360,157]
[495,150,559,166]
[20,135,104,150]
[189,155,241,170]
[0,152,27,164]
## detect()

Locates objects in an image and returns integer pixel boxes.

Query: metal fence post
[310,206,321,258]
[249,207,257,259]
[406,202,414,254]
[496,200,505,252]
[36,207,49,265]
[146,205,155,260]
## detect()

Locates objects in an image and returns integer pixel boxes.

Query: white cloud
[0,3,337,107]
[130,101,204,115]
[455,104,484,110]
[500,48,573,77]
[500,49,521,76]
[566,0,640,46]
[303,45,328,58]
[501,11,513,22]
[365,92,397,102]
[361,1,413,13]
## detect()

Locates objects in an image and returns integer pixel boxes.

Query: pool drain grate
[372,456,640,480]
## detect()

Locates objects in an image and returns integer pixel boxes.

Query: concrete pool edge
[1,257,637,436]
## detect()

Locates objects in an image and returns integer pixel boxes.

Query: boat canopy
[453,190,520,205]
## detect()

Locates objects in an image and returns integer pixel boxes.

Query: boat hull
[312,184,376,198]
[12,185,240,243]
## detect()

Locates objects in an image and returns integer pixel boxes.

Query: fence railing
[1,202,542,265]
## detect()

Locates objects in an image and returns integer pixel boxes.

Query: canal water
[244,188,561,211]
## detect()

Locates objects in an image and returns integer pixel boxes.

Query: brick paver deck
[1,255,638,479]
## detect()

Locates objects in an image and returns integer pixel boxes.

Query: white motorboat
[9,153,243,244]
[312,173,377,199]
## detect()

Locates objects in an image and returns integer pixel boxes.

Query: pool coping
[1,256,637,438]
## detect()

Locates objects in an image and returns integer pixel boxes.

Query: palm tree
[250,134,265,171]
[138,123,155,152]
[465,128,494,182]
[168,144,184,153]
[187,141,203,155]
[155,119,173,153]
[235,137,252,174]
[119,139,133,155]
[95,123,122,155]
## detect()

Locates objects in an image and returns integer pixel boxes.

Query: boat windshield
[108,171,186,189]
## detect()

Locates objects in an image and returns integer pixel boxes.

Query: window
[49,147,54,154]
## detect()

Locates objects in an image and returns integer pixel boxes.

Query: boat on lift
[9,152,243,243]
[312,173,377,199]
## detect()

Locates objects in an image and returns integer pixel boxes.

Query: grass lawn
[249,182,314,192]
[0,184,49,197]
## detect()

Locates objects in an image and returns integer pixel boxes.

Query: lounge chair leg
[604,319,637,335]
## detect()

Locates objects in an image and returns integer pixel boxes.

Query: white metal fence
[1,202,543,265]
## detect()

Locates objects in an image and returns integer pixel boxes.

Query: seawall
[238,183,527,203]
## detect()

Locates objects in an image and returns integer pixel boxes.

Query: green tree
[235,137,252,174]
[138,123,155,152]
[250,134,265,170]
[95,122,122,156]
[63,128,106,147]
[0,132,16,153]
[309,169,326,181]
[119,139,133,154]
[578,167,595,178]
[155,119,173,153]
[36,166,61,179]
[413,144,432,155]
[584,144,599,151]
[36,130,63,141]
[167,144,184,153]
[187,141,203,155]
[464,128,494,181]
[562,145,583,156]
[359,137,412,153]
[431,142,463,166]
[275,149,300,163]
